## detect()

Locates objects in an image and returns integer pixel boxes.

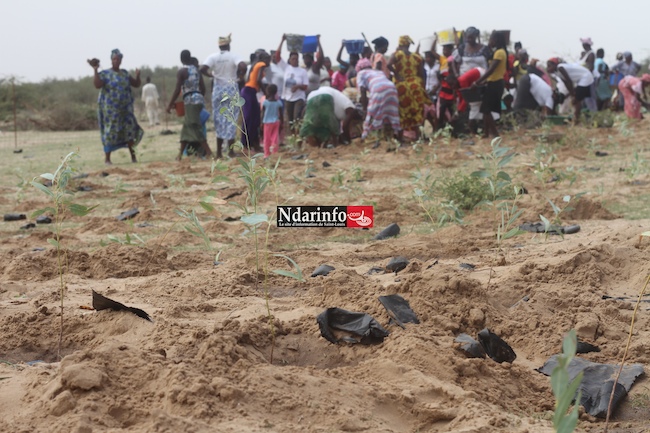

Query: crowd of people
[88,30,650,162]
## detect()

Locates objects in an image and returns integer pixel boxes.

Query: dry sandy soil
[0,119,649,433]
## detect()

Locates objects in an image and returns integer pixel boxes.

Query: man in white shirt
[513,72,554,115]
[547,58,593,124]
[141,76,160,126]
[200,34,247,158]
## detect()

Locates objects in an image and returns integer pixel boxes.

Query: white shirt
[307,87,354,120]
[202,50,243,85]
[557,63,594,87]
[141,83,159,104]
[282,65,309,102]
[424,62,440,93]
[266,59,287,96]
[529,74,554,109]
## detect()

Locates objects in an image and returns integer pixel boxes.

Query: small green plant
[471,137,517,205]
[330,170,345,190]
[101,232,146,247]
[495,186,526,256]
[551,329,583,433]
[350,165,363,182]
[625,150,647,182]
[31,152,97,359]
[167,174,186,189]
[540,193,585,238]
[113,179,129,194]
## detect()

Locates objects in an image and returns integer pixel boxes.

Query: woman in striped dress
[356,59,401,140]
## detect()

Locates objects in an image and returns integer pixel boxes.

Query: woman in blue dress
[89,49,143,165]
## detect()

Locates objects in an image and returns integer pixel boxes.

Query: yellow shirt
[439,55,449,72]
[487,48,506,82]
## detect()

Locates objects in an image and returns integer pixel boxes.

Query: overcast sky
[2,0,649,83]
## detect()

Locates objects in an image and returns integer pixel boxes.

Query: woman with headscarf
[452,27,491,132]
[618,74,650,119]
[89,49,143,165]
[166,50,213,161]
[387,35,428,139]
[356,59,401,141]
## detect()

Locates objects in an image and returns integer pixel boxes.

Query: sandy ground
[1,120,649,433]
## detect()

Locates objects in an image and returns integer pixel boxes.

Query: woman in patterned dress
[387,36,427,139]
[356,59,401,140]
[90,49,143,165]
[166,50,213,161]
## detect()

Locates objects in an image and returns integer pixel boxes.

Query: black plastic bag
[455,333,486,359]
[378,294,419,327]
[477,328,517,363]
[317,308,389,345]
[537,356,644,418]
[92,290,152,322]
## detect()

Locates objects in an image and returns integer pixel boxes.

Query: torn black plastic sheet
[378,294,419,327]
[92,290,152,322]
[317,308,389,345]
[537,355,644,418]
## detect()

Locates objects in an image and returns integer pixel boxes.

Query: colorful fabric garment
[181,104,206,143]
[180,65,205,143]
[97,69,143,153]
[595,58,613,101]
[392,50,427,130]
[241,85,261,148]
[618,76,643,119]
[182,65,204,105]
[357,69,401,138]
[300,94,339,142]
[331,70,347,91]
[371,53,391,79]
[211,82,239,140]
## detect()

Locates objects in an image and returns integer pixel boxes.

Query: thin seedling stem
[604,273,650,431]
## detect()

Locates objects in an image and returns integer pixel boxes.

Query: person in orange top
[240,52,269,152]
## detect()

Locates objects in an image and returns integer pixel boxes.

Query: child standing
[261,84,283,157]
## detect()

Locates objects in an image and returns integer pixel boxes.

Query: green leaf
[497,153,515,168]
[540,214,551,233]
[414,188,424,197]
[40,173,55,181]
[67,203,97,216]
[470,170,489,178]
[241,213,268,226]
[547,198,562,216]
[30,180,54,197]
[199,202,215,212]
[562,329,577,357]
[497,171,512,181]
[503,227,525,240]
[31,207,56,218]
[272,270,302,280]
[47,238,60,248]
[563,195,571,203]
[273,254,304,281]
